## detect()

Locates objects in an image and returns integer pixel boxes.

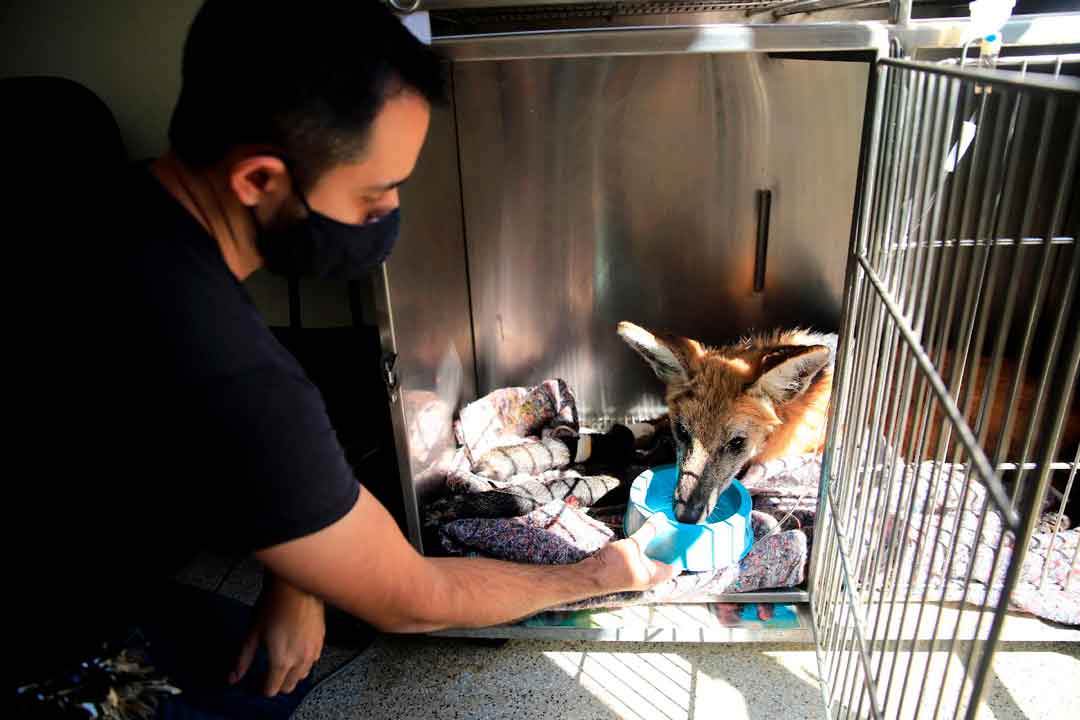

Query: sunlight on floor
[983,645,1080,720]
[543,647,836,720]
[809,644,1080,720]
[541,642,1080,720]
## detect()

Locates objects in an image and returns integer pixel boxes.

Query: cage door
[810,57,1080,720]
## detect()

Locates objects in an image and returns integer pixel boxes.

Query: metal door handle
[754,189,772,293]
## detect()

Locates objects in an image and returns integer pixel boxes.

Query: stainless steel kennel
[373,2,1079,717]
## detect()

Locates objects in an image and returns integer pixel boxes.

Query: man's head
[169,0,443,270]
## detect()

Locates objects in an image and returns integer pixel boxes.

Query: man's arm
[257,487,675,632]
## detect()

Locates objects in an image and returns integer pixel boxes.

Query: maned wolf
[618,322,837,524]
[619,321,1080,526]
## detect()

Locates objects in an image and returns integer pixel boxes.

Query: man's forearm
[259,486,673,634]
[394,555,605,633]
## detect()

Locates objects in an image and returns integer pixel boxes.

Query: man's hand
[231,574,325,697]
[584,517,679,594]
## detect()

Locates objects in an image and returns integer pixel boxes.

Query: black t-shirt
[14,166,360,682]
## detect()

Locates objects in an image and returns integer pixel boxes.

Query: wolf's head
[618,321,832,524]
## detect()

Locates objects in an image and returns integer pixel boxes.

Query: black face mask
[253,178,401,280]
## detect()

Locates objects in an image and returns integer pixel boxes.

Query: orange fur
[896,351,1079,463]
[663,328,834,467]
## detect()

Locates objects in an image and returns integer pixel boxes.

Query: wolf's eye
[726,436,746,453]
[673,422,691,445]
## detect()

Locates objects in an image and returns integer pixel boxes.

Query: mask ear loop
[268,153,314,216]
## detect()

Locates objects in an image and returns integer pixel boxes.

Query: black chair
[1,75,127,197]
[4,76,129,319]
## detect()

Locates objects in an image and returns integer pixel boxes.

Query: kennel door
[810,57,1080,720]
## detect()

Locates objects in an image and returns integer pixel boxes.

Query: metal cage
[812,57,1080,719]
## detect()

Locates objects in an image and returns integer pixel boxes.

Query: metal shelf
[432,602,816,643]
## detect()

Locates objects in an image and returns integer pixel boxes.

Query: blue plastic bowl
[623,464,753,572]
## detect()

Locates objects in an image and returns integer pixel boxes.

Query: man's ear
[227,154,291,209]
[617,322,703,385]
[750,345,831,403]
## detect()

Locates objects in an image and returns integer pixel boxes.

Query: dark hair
[169,0,444,190]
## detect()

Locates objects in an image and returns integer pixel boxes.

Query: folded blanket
[455,379,578,464]
[447,441,574,493]
[440,500,614,564]
[425,471,620,525]
[473,438,572,481]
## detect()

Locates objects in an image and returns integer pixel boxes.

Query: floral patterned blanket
[432,380,1078,624]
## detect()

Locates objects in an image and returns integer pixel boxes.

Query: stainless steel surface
[437,22,889,60]
[673,589,810,603]
[433,602,817,642]
[811,58,1080,720]
[454,53,867,425]
[433,12,1080,62]
[377,99,479,550]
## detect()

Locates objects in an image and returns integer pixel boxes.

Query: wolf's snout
[674,476,709,524]
[673,498,708,524]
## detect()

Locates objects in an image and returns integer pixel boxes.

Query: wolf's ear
[617,322,702,385]
[751,345,831,403]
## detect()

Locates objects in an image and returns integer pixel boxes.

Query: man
[14,1,674,717]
